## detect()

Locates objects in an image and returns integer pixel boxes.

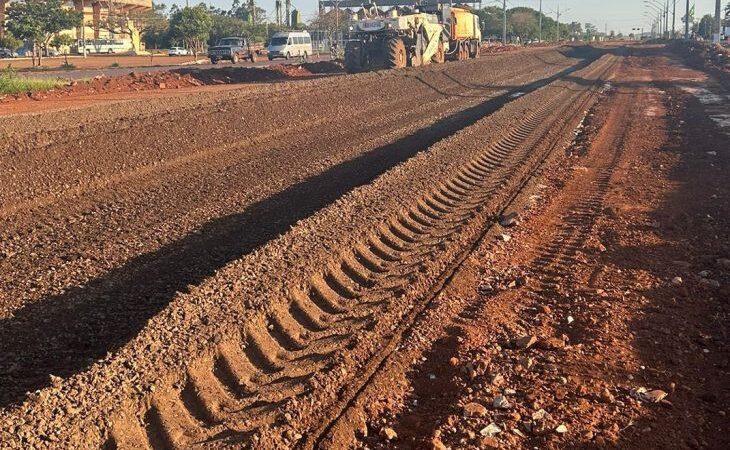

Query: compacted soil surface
[341,47,730,450]
[0,44,727,449]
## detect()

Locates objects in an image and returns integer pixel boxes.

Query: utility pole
[714,0,721,43]
[80,0,87,59]
[556,4,560,42]
[672,0,676,38]
[502,0,507,44]
[684,0,689,39]
[539,0,543,42]
[664,0,669,38]
[285,0,291,28]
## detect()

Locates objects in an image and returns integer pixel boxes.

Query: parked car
[168,47,190,56]
[208,37,264,64]
[267,31,313,60]
[0,48,14,58]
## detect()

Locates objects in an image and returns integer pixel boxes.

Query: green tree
[0,32,24,52]
[6,0,82,66]
[169,5,213,59]
[698,14,714,39]
[210,14,247,44]
[140,3,171,50]
[51,33,75,53]
[584,23,598,40]
[510,10,539,41]
[475,6,509,41]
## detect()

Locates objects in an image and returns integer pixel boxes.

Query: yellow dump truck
[441,5,482,61]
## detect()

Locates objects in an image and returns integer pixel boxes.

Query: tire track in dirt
[311,55,621,450]
[0,49,597,325]
[47,54,620,448]
[1,53,619,449]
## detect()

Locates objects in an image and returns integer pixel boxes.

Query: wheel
[344,41,362,73]
[303,51,308,61]
[432,39,445,64]
[250,53,257,63]
[285,52,291,60]
[107,49,114,54]
[473,41,481,58]
[211,58,218,64]
[385,37,406,70]
[268,55,273,61]
[231,53,239,64]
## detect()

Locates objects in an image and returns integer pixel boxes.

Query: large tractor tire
[471,40,480,58]
[385,38,407,70]
[344,42,363,73]
[459,42,468,61]
[432,39,445,64]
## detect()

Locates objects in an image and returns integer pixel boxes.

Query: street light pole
[502,0,507,45]
[539,0,543,42]
[714,0,721,43]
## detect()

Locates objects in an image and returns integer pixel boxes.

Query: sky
[168,0,723,34]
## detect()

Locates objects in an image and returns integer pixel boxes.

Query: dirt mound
[1,71,202,103]
[300,60,345,73]
[670,41,730,88]
[1,63,343,105]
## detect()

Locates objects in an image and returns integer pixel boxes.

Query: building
[1,0,152,52]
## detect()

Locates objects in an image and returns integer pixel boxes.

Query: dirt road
[0,44,727,449]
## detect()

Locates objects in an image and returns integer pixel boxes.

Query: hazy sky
[169,0,722,34]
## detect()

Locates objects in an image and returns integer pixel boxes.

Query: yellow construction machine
[344,3,446,73]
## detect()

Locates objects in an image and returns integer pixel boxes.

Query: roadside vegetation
[0,67,65,95]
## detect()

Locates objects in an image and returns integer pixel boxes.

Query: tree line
[2,0,729,65]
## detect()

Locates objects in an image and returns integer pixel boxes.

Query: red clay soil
[350,48,729,449]
[0,61,343,104]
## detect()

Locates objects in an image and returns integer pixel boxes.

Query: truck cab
[208,37,262,64]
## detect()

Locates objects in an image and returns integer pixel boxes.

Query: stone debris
[493,394,511,409]
[631,387,668,403]
[600,388,615,403]
[532,409,551,421]
[497,234,512,242]
[515,335,537,349]
[555,424,568,434]
[480,423,502,437]
[499,212,520,227]
[380,427,398,441]
[463,402,488,417]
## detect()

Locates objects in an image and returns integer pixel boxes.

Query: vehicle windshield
[218,39,240,46]
[270,37,287,46]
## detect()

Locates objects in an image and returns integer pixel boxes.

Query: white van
[267,31,313,60]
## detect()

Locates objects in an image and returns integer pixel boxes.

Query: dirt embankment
[670,41,730,89]
[0,61,345,103]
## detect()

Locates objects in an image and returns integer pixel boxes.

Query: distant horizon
[166,0,722,35]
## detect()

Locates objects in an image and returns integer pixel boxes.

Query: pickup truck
[207,36,264,64]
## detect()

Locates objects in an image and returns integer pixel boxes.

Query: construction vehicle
[344,3,446,73]
[439,5,481,60]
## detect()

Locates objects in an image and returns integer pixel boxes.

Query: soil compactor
[344,4,446,73]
